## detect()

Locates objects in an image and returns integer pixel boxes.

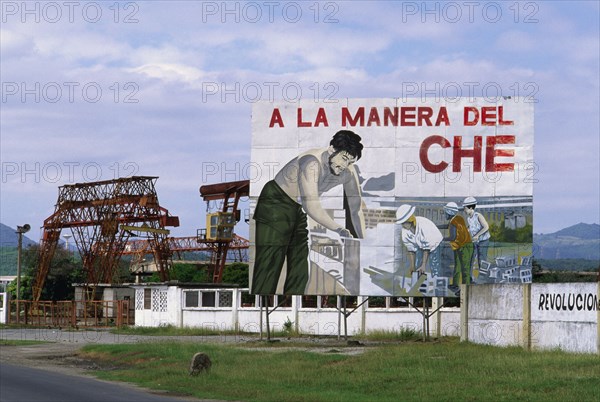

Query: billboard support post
[405,298,453,341]
[334,296,371,341]
[337,299,342,340]
[264,296,271,341]
[343,296,348,340]
[259,297,263,341]
[260,295,290,342]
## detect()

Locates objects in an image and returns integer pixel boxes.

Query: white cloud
[0,29,38,58]
[128,63,207,84]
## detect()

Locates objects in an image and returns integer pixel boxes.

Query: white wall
[132,285,461,337]
[468,284,525,347]
[531,283,598,353]
[0,292,6,324]
[133,282,599,354]
[467,283,599,354]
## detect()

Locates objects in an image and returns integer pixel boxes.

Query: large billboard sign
[249,98,533,297]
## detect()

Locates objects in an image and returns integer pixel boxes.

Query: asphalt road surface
[0,362,198,402]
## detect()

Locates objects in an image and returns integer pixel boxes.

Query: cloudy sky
[1,0,598,241]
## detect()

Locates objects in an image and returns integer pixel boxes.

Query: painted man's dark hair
[330,130,363,160]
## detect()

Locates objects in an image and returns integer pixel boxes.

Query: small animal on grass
[189,352,212,375]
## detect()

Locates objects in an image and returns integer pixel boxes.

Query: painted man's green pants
[453,242,474,285]
[252,181,309,295]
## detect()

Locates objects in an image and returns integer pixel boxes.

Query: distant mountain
[0,223,37,248]
[0,223,38,276]
[534,223,600,260]
[552,223,600,239]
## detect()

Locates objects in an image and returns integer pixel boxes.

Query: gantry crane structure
[122,180,250,283]
[32,176,179,301]
[199,180,249,282]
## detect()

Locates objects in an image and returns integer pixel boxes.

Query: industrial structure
[198,179,249,282]
[32,176,179,301]
[30,176,249,305]
[121,179,250,283]
[123,234,249,275]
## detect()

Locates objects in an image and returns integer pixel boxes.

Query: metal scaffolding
[32,176,179,301]
[199,180,249,283]
[123,234,249,264]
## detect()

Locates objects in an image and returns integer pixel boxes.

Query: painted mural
[249,98,534,297]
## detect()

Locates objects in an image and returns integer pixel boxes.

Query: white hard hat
[462,196,477,207]
[396,204,415,224]
[444,202,459,216]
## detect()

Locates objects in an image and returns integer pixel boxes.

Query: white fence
[131,285,461,338]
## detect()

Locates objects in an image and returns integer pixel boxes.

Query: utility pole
[16,224,31,320]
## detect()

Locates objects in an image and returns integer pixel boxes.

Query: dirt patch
[0,343,119,376]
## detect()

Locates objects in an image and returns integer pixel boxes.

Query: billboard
[249,98,533,297]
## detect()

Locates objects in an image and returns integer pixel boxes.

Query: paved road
[0,362,199,402]
[0,327,250,345]
[0,328,240,402]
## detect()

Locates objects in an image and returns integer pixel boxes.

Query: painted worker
[251,130,365,295]
[396,204,443,277]
[443,202,474,285]
[462,196,490,273]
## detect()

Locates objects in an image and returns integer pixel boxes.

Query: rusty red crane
[122,234,249,270]
[122,180,250,283]
[199,180,249,283]
[32,176,179,301]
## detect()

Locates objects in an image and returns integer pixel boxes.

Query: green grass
[110,324,252,337]
[80,339,600,402]
[356,327,422,342]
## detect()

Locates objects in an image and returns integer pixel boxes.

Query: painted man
[443,202,474,285]
[396,204,443,277]
[251,130,365,295]
[462,196,490,274]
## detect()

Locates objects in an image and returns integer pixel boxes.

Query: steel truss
[199,180,249,282]
[32,176,179,301]
[123,234,249,266]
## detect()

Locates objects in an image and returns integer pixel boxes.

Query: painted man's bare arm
[344,166,365,238]
[298,159,343,232]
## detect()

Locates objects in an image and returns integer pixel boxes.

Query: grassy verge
[355,327,423,342]
[110,324,254,337]
[81,339,600,402]
[111,324,305,339]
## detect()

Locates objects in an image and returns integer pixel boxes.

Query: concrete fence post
[293,295,300,334]
[232,289,240,332]
[460,284,468,342]
[522,283,531,350]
